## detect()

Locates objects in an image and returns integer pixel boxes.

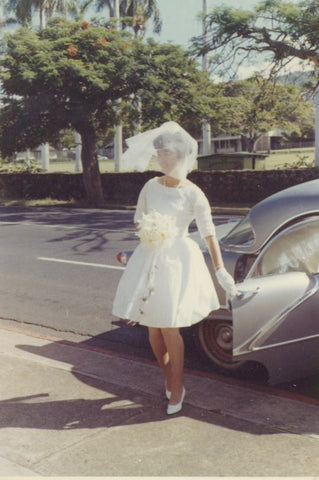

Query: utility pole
[315,86,319,167]
[202,0,211,155]
[74,132,82,172]
[114,0,123,172]
[39,9,50,171]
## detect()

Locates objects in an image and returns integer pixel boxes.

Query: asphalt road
[0,206,141,343]
[1,206,318,400]
[0,205,240,364]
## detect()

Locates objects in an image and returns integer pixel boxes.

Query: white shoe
[165,381,171,400]
[167,387,186,415]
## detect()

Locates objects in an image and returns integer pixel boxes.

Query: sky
[144,0,273,79]
[152,0,259,48]
[145,0,306,79]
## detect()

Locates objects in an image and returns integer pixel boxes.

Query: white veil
[120,121,198,180]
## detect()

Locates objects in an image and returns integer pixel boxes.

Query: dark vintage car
[118,179,319,384]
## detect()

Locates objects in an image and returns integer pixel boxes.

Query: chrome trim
[251,332,319,352]
[233,275,319,356]
[219,214,256,251]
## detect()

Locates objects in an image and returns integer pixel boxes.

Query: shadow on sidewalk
[0,387,168,431]
[0,329,316,437]
[0,377,281,437]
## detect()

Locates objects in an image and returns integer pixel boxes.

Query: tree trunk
[246,137,257,152]
[79,127,105,205]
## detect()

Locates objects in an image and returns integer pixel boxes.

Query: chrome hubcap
[216,324,233,352]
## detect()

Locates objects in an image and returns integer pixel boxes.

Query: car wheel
[196,318,245,370]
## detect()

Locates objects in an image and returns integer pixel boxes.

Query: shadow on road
[0,206,134,230]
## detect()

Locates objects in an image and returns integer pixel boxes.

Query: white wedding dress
[112,177,220,328]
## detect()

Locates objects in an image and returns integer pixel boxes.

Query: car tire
[196,317,245,371]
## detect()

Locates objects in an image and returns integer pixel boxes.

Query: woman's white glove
[216,267,239,298]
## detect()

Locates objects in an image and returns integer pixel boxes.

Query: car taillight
[116,252,128,265]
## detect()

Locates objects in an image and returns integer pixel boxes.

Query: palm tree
[81,0,162,36]
[121,0,161,36]
[3,0,34,26]
[4,0,79,28]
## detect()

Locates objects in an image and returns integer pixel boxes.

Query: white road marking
[37,257,125,270]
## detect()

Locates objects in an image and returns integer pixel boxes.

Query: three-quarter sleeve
[193,187,216,238]
[134,181,148,224]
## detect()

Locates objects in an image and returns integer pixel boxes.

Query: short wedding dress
[112,177,220,328]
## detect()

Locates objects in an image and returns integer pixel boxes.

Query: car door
[230,216,319,358]
[231,272,319,357]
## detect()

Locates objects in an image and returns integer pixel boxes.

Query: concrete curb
[1,324,318,476]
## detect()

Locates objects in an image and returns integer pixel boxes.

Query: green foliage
[82,0,162,36]
[0,157,43,173]
[0,17,217,203]
[0,18,142,156]
[0,18,216,155]
[193,0,319,78]
[210,76,314,151]
[208,6,254,37]
[3,0,80,30]
[280,154,314,169]
[133,39,216,137]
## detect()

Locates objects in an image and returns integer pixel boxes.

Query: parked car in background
[117,179,319,384]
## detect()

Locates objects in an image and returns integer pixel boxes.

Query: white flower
[136,211,178,250]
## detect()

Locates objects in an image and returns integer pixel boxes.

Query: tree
[81,0,161,36]
[120,0,161,36]
[213,77,314,151]
[192,0,319,79]
[4,0,79,27]
[0,18,215,204]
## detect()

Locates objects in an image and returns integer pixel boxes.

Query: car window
[249,217,319,278]
[221,215,255,247]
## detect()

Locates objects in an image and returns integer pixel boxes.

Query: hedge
[0,168,319,206]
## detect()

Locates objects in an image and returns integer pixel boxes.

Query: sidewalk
[0,324,318,477]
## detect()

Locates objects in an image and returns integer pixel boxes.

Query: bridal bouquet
[136,211,178,250]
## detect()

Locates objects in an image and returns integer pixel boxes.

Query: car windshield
[249,216,319,278]
[221,215,255,247]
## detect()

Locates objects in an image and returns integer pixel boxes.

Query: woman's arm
[204,234,224,271]
[204,234,239,297]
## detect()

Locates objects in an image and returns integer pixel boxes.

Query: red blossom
[67,45,78,57]
[95,38,108,48]
[82,21,90,29]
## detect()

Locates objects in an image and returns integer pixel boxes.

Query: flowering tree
[0,18,214,203]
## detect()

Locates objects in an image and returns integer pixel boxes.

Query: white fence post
[40,143,50,171]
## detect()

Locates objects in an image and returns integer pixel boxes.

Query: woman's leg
[148,327,172,391]
[161,328,184,404]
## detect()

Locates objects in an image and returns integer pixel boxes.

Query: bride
[112,121,238,415]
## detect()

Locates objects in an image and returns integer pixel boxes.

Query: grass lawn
[48,158,116,173]
[263,148,315,169]
[2,147,315,173]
